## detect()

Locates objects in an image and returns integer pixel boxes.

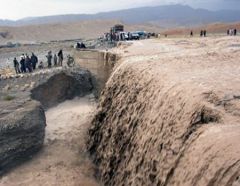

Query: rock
[0,100,46,175]
[3,85,11,91]
[20,87,26,92]
[24,84,30,89]
[30,82,36,89]
[31,69,93,109]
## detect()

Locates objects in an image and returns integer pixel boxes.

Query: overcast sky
[0,0,240,20]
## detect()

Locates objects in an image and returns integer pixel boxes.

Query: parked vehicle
[136,31,147,39]
[130,32,140,40]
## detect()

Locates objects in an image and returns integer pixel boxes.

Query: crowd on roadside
[13,50,64,74]
[189,28,238,37]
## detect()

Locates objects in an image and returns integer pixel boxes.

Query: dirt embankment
[88,37,240,185]
[0,67,94,178]
[0,97,99,186]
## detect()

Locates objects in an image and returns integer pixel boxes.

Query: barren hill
[1,5,240,27]
[0,20,163,45]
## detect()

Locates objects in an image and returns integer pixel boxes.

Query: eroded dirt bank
[88,37,240,186]
[0,96,100,186]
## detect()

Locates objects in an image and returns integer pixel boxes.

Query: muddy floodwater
[0,96,100,186]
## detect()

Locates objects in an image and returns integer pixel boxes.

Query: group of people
[74,42,86,49]
[13,53,38,74]
[46,50,63,68]
[200,30,207,37]
[227,29,237,36]
[13,49,64,74]
[189,29,238,37]
[189,30,207,37]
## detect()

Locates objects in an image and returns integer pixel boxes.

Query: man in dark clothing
[31,53,38,70]
[234,29,237,36]
[13,57,21,74]
[54,54,58,66]
[190,31,193,37]
[20,57,26,73]
[25,55,32,73]
[57,50,63,66]
[76,42,81,48]
[46,51,53,68]
[203,30,207,37]
[80,42,86,49]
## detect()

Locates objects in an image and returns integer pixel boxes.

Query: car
[130,32,140,40]
[136,31,147,39]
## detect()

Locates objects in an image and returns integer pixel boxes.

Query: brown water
[0,95,100,186]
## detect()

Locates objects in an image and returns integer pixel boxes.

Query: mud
[31,71,93,108]
[74,50,117,97]
[88,37,240,186]
[0,66,95,182]
[0,97,101,186]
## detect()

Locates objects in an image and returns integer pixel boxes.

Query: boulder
[0,100,46,175]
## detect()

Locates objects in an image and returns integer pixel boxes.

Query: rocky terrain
[0,67,93,177]
[0,100,45,175]
[0,97,100,186]
[88,37,240,185]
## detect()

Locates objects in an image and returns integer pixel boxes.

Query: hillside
[0,20,163,44]
[1,5,240,27]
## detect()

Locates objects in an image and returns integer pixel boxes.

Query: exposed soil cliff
[0,67,94,176]
[31,70,93,108]
[0,100,45,175]
[88,38,240,186]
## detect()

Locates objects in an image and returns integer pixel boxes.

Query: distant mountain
[1,4,240,27]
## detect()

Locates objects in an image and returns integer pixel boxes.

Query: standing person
[25,55,32,73]
[31,53,38,70]
[57,50,63,66]
[190,31,193,37]
[128,32,131,40]
[46,51,53,68]
[20,56,26,73]
[54,54,58,66]
[20,54,25,60]
[13,57,21,74]
[203,30,207,37]
[234,29,237,36]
